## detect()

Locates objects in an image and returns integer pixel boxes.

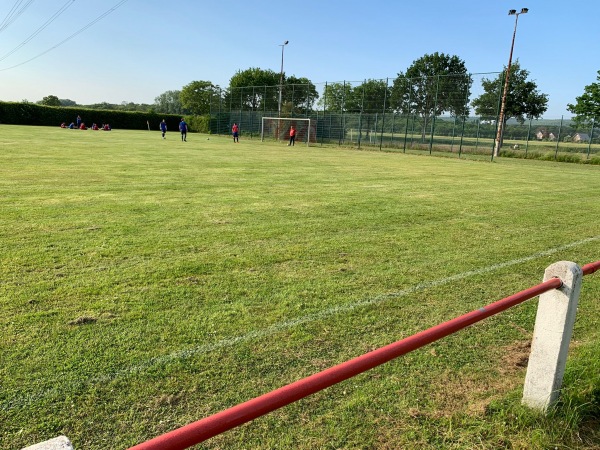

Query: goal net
[261,117,315,145]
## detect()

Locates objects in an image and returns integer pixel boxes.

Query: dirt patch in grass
[420,340,533,418]
[68,316,98,326]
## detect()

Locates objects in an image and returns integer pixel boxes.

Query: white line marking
[2,236,598,411]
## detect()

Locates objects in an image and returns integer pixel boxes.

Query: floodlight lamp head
[283,40,289,45]
[520,8,529,14]
[508,9,517,15]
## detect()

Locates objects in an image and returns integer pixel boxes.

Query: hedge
[0,102,210,133]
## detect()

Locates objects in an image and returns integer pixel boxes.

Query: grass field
[1,125,599,449]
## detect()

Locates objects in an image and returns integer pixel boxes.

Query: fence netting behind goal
[261,118,317,144]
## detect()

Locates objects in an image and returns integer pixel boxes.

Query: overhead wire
[0,0,76,63]
[0,0,129,72]
[0,0,36,33]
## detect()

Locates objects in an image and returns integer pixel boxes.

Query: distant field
[1,125,599,449]
[341,131,600,160]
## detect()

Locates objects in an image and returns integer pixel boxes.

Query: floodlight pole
[494,8,528,157]
[278,40,289,118]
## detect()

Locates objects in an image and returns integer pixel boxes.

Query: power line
[0,0,129,72]
[0,0,75,63]
[0,0,36,33]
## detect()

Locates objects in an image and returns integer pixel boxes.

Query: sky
[0,0,598,118]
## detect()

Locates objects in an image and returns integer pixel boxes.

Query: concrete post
[21,436,73,450]
[522,261,583,412]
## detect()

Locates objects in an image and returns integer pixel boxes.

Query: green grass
[1,125,599,449]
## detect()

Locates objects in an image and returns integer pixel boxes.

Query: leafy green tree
[318,82,354,112]
[567,70,600,126]
[353,79,390,113]
[472,60,548,124]
[180,80,219,115]
[38,95,61,106]
[154,90,183,114]
[282,75,319,115]
[390,52,472,138]
[59,99,77,106]
[227,68,280,111]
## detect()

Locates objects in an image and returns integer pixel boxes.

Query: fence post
[522,261,583,412]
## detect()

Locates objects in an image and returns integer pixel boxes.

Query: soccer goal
[261,117,313,146]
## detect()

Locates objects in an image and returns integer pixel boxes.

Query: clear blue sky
[0,0,597,118]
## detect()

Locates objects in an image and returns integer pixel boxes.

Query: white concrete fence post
[21,435,74,450]
[522,261,583,412]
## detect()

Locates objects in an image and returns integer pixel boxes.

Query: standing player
[160,119,167,139]
[232,123,239,143]
[288,126,296,146]
[179,118,188,142]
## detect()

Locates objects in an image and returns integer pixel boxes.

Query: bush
[555,153,582,163]
[184,114,210,133]
[583,156,600,165]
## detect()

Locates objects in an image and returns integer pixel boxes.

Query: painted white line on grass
[3,236,598,411]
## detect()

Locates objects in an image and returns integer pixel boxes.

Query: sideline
[3,236,598,411]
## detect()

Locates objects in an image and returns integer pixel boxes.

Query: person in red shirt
[232,123,239,142]
[288,126,296,146]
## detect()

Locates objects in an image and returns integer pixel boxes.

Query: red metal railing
[129,261,599,450]
[582,260,600,275]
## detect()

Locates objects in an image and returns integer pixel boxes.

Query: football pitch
[1,125,599,449]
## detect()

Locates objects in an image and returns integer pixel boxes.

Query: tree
[318,82,354,112]
[282,75,319,115]
[390,52,472,139]
[38,95,61,106]
[154,90,183,114]
[227,68,280,111]
[567,70,600,126]
[60,99,77,107]
[353,79,390,113]
[180,80,219,115]
[472,60,548,125]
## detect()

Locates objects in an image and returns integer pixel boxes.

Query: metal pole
[450,116,456,152]
[554,115,563,160]
[341,81,346,145]
[587,118,595,159]
[358,80,366,149]
[494,8,528,157]
[525,117,532,156]
[379,78,388,151]
[458,114,466,158]
[429,75,440,155]
[475,118,481,152]
[278,40,288,118]
[403,79,412,153]
[491,80,504,161]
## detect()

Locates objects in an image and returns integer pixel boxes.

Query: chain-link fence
[207,74,599,161]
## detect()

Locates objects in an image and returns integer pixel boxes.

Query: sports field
[1,125,599,449]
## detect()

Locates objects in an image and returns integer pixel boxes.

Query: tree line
[35,52,600,130]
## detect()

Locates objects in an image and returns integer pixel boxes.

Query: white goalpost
[261,117,313,146]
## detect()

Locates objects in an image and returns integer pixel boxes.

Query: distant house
[573,132,590,143]
[536,130,548,140]
[549,132,557,141]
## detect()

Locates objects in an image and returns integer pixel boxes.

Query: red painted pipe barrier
[129,276,567,450]
[582,260,600,275]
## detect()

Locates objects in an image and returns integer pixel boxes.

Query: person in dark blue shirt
[160,119,167,139]
[179,119,188,141]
